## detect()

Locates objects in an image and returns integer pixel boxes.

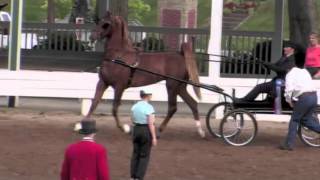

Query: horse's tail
[181,42,201,100]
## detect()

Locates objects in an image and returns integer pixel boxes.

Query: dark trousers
[242,81,274,101]
[285,92,320,147]
[131,125,152,180]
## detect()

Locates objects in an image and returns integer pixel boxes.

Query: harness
[110,49,141,87]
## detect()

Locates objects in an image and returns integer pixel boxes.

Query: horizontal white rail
[2,70,320,118]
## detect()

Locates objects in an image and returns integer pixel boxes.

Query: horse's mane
[107,15,134,52]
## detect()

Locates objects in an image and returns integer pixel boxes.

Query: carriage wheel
[298,111,320,147]
[220,109,257,146]
[206,102,233,138]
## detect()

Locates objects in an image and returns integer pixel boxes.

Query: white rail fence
[0,70,219,115]
[1,70,320,122]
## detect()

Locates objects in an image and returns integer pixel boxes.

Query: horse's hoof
[122,124,131,134]
[197,129,206,139]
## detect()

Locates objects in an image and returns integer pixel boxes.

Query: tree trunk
[69,0,92,23]
[47,0,55,23]
[109,0,128,21]
[288,0,319,49]
[307,0,319,33]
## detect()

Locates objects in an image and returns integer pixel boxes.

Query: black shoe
[278,144,293,151]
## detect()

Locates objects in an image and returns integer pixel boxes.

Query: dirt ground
[1,108,320,180]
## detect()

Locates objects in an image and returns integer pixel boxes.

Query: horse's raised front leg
[159,82,179,132]
[85,79,108,119]
[178,85,205,138]
[112,86,126,131]
[74,79,107,131]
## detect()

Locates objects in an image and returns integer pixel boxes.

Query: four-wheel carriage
[112,59,320,148]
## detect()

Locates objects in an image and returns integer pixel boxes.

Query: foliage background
[0,0,210,26]
[0,0,318,34]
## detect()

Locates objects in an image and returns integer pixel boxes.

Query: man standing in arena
[60,120,110,180]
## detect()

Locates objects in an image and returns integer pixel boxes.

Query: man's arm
[284,70,295,106]
[263,56,295,74]
[148,114,157,146]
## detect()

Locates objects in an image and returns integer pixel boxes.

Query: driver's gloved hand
[261,61,271,68]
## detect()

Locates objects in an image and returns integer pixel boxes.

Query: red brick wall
[188,9,196,28]
[161,9,181,49]
[161,9,181,27]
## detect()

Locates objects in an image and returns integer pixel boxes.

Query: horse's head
[90,12,113,42]
[90,11,130,47]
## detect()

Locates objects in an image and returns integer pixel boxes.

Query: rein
[111,59,231,97]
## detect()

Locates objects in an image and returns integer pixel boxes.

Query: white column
[207,0,223,81]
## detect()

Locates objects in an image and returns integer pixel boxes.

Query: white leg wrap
[196,120,201,127]
[195,120,205,138]
[81,98,92,116]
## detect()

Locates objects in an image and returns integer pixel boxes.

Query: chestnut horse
[87,12,205,137]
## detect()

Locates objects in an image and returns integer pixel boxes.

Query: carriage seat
[233,98,273,108]
[232,87,292,110]
[233,96,292,110]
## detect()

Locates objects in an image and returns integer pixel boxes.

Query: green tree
[24,0,47,22]
[41,0,73,20]
[197,0,211,28]
[288,0,319,48]
[128,0,151,22]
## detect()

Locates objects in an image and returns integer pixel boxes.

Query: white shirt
[285,67,316,103]
[82,136,94,142]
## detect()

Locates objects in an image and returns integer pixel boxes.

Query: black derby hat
[79,120,97,135]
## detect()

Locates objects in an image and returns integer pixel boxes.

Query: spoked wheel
[220,109,257,146]
[206,102,233,137]
[299,112,320,147]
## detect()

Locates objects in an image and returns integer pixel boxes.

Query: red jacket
[305,47,320,67]
[60,140,110,180]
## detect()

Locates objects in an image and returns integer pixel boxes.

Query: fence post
[207,0,223,103]
[8,0,23,107]
[208,0,223,80]
[271,0,284,64]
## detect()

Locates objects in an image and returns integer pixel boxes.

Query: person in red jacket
[60,120,110,180]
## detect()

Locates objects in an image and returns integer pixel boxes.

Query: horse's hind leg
[159,82,179,132]
[112,86,126,131]
[178,85,205,138]
[85,79,108,118]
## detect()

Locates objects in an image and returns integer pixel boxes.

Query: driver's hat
[283,41,297,49]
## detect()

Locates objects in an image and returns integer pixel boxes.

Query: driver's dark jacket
[263,54,296,80]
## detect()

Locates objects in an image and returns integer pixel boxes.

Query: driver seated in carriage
[234,41,299,105]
